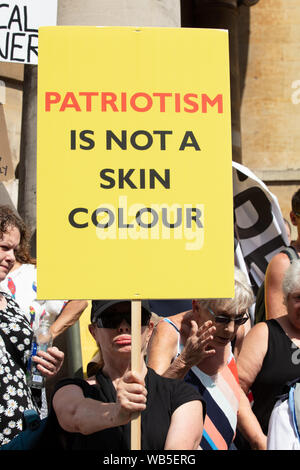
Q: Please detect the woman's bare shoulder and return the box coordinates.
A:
[244,321,269,341]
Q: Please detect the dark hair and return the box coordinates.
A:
[292,189,300,213]
[0,205,36,265]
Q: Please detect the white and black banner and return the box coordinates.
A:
[233,162,288,295]
[0,0,57,64]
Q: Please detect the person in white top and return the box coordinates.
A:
[0,261,87,337]
[0,205,88,419]
[0,209,88,338]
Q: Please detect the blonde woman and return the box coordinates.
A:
[147,268,264,450]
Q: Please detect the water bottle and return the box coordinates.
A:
[26,312,53,389]
[44,300,66,323]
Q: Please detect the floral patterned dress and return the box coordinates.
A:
[0,292,38,446]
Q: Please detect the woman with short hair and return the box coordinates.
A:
[147,267,264,450]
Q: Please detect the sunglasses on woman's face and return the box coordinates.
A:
[207,307,249,326]
[96,308,151,329]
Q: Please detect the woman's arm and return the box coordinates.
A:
[147,319,215,379]
[237,387,267,450]
[50,300,88,339]
[236,322,268,393]
[52,370,147,435]
[164,400,203,450]
[147,319,184,378]
[236,323,269,449]
[265,253,291,319]
[53,385,122,434]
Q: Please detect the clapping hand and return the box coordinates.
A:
[180,320,216,368]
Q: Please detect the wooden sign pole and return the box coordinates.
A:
[130,299,142,450]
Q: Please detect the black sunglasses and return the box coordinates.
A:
[96,308,151,329]
[207,307,249,326]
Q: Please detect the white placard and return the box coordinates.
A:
[0,0,57,64]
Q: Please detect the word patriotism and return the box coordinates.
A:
[45,91,223,114]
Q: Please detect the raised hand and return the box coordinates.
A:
[180,320,216,367]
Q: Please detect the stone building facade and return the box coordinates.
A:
[1,0,299,236]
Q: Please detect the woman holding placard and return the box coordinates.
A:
[48,300,206,450]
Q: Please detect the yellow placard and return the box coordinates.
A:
[37,26,234,300]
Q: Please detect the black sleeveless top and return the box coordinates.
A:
[251,319,300,434]
[41,367,204,450]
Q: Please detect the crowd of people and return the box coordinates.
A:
[0,187,300,450]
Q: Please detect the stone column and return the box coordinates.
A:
[17,65,37,240]
[57,0,180,27]
[181,0,257,163]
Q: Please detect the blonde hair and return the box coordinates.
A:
[86,343,104,378]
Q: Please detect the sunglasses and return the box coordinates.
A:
[96,308,151,329]
[207,307,249,326]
